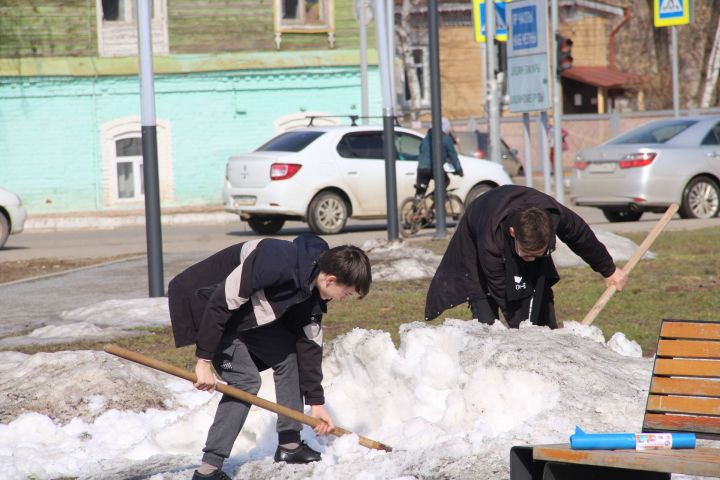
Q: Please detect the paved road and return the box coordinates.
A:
[3,206,719,263]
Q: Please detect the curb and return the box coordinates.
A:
[24,211,239,232]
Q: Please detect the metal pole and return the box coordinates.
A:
[671,26,680,117]
[374,0,399,240]
[540,111,551,195]
[523,112,533,188]
[386,0,396,108]
[485,0,502,165]
[136,0,164,297]
[551,0,564,203]
[428,0,446,238]
[359,0,370,124]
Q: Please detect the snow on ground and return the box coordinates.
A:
[552,229,655,268]
[3,314,689,480]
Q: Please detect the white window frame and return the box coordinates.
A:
[101,117,174,206]
[96,0,169,57]
[114,135,145,201]
[273,0,335,49]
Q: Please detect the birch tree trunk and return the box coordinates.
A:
[701,14,720,108]
[396,0,422,120]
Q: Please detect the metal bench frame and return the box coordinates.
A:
[510,319,720,480]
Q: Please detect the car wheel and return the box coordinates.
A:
[0,214,8,249]
[247,216,285,235]
[465,183,494,206]
[601,209,643,223]
[679,176,720,219]
[308,191,348,235]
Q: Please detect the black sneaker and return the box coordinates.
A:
[191,469,232,480]
[274,440,322,464]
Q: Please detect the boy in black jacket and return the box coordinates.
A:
[425,185,627,328]
[168,233,371,480]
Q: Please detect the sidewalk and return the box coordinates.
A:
[24,205,238,232]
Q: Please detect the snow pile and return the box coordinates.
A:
[1,319,659,479]
[361,239,442,281]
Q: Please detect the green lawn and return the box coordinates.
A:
[8,227,720,367]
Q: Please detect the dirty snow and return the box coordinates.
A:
[2,314,698,480]
[0,233,691,480]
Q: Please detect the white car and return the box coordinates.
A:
[0,187,27,249]
[222,125,513,234]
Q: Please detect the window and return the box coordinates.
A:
[701,123,720,146]
[101,117,174,205]
[395,133,421,161]
[337,133,384,159]
[257,131,324,152]
[273,0,335,49]
[96,0,168,57]
[609,120,697,145]
[115,137,144,199]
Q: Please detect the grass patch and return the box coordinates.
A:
[7,227,720,364]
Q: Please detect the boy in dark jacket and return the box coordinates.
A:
[168,233,372,480]
[425,185,627,328]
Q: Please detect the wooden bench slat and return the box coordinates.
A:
[647,394,720,416]
[657,339,720,359]
[655,358,720,377]
[643,413,720,439]
[661,322,720,340]
[650,377,720,397]
[532,444,720,477]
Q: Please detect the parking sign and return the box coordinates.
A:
[507,0,549,112]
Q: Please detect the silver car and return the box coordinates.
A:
[570,116,720,222]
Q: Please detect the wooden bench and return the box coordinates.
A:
[510,319,720,480]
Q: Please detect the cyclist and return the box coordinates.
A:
[415,117,464,199]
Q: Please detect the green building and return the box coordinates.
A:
[0,0,380,214]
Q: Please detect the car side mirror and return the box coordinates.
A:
[510,148,518,156]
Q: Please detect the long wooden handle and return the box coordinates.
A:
[104,344,392,452]
[581,203,679,326]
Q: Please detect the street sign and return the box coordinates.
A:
[507,0,549,112]
[473,0,511,43]
[653,0,691,27]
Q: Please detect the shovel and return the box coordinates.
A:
[104,344,392,452]
[581,203,679,326]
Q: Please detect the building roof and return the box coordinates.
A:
[561,66,645,89]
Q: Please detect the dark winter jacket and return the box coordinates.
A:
[425,185,616,321]
[168,233,329,404]
[417,129,463,173]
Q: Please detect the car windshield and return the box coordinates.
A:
[607,120,697,145]
[255,131,324,152]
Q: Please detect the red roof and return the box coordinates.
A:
[562,66,645,89]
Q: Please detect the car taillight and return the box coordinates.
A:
[270,163,302,180]
[572,161,589,170]
[619,152,656,169]
[474,149,486,159]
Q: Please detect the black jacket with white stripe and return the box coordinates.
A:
[168,233,329,404]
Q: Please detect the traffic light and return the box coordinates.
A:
[556,34,573,76]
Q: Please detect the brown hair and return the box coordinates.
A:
[513,207,554,251]
[317,245,372,298]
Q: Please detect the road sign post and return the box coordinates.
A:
[507,0,550,190]
[653,0,692,117]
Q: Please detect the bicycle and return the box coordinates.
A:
[399,188,465,237]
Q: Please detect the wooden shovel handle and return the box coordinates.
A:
[104,344,392,452]
[581,203,679,326]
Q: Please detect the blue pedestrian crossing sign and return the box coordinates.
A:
[654,0,691,27]
[473,0,511,43]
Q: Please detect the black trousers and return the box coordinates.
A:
[470,290,557,329]
[415,168,450,197]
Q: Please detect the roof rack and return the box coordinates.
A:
[305,115,401,127]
